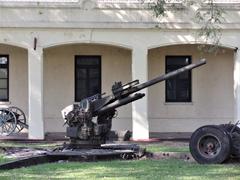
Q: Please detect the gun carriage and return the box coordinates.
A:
[61,59,206,148]
[0,106,28,136]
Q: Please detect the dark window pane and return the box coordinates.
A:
[178,72,189,79]
[76,56,100,66]
[0,89,7,100]
[75,56,101,101]
[76,69,87,79]
[77,79,87,90]
[166,56,191,102]
[89,79,100,95]
[0,55,8,101]
[89,68,100,78]
[167,57,190,66]
[0,79,7,89]
[76,90,87,101]
[0,69,7,78]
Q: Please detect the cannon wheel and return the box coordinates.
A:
[0,109,17,136]
[189,125,231,164]
[8,106,27,133]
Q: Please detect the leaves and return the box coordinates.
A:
[149,0,226,53]
[149,0,167,17]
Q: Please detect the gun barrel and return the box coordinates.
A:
[126,59,206,95]
[98,93,145,114]
[95,59,206,113]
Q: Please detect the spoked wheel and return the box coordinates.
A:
[190,125,231,164]
[0,109,17,136]
[8,106,27,133]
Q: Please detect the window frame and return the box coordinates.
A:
[74,55,102,102]
[0,55,9,102]
[165,55,192,103]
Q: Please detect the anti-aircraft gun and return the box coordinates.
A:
[0,59,206,170]
[61,59,206,148]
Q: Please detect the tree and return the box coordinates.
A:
[149,0,225,52]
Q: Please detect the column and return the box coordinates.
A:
[28,48,44,139]
[132,47,149,140]
[234,49,240,125]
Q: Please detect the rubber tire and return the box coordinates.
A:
[189,125,231,164]
[218,124,240,157]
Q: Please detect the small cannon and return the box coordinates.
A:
[0,106,28,136]
[62,59,206,148]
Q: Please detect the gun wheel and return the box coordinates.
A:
[8,106,27,133]
[190,125,231,164]
[0,109,17,136]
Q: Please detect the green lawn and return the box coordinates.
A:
[0,159,240,180]
[0,142,62,149]
[0,142,240,179]
[145,144,189,153]
[0,154,13,164]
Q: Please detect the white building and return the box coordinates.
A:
[0,0,240,140]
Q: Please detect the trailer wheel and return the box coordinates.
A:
[218,124,240,157]
[189,125,231,164]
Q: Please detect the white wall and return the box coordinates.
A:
[0,43,234,133]
[43,44,132,132]
[148,44,234,132]
[0,1,239,137]
[0,44,28,115]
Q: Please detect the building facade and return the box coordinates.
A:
[0,0,240,140]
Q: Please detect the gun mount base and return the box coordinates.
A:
[67,139,104,149]
[0,144,145,170]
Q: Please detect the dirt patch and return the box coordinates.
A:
[144,151,194,162]
[143,140,189,147]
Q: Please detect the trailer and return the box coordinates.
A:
[189,123,240,164]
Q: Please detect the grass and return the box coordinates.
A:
[0,142,62,149]
[0,142,62,164]
[0,159,240,180]
[0,142,190,152]
[144,144,189,153]
[0,142,239,179]
[0,154,13,164]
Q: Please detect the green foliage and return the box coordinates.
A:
[148,0,225,52]
[195,0,225,52]
[150,0,167,17]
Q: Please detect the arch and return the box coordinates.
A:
[147,41,237,51]
[43,41,133,50]
[0,41,29,50]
